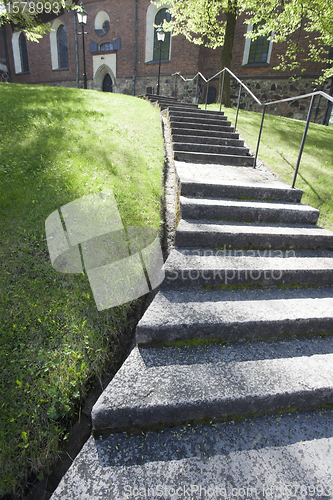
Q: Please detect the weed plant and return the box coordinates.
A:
[0,84,165,497]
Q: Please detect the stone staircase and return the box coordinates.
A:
[169,107,253,166]
[50,98,333,499]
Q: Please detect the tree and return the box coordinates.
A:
[239,0,333,82]
[240,0,333,125]
[162,0,238,106]
[162,0,333,106]
[0,0,77,41]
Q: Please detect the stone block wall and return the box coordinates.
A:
[0,59,9,82]
[229,77,331,124]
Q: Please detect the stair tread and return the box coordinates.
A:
[171,127,239,138]
[92,335,333,431]
[174,143,250,154]
[176,162,295,187]
[138,286,333,327]
[180,196,317,213]
[135,286,333,345]
[55,407,333,498]
[177,217,333,235]
[173,151,253,166]
[172,134,245,146]
[164,247,333,271]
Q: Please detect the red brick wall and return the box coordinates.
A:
[2,2,328,96]
[5,0,202,88]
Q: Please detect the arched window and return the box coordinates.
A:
[243,23,273,66]
[19,32,29,73]
[57,25,68,69]
[100,42,113,51]
[153,8,171,61]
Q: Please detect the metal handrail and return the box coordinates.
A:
[255,91,333,187]
[171,69,333,188]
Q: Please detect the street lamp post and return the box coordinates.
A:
[77,3,88,89]
[156,26,165,96]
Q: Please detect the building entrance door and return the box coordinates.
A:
[103,74,113,92]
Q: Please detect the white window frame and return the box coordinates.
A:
[50,19,67,70]
[242,23,274,66]
[12,31,24,74]
[145,2,171,63]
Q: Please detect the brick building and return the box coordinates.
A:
[1,0,332,121]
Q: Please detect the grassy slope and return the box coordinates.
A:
[0,84,165,497]
[204,104,333,230]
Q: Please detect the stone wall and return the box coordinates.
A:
[0,58,9,82]
[131,74,201,101]
[167,74,332,124]
[228,77,331,124]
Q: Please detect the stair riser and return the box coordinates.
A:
[162,269,333,288]
[180,182,303,202]
[180,204,319,225]
[172,135,245,147]
[169,108,227,118]
[171,128,239,140]
[174,143,250,155]
[174,151,252,166]
[170,120,233,132]
[136,317,333,346]
[175,231,333,250]
[159,103,199,110]
[169,114,228,126]
[92,387,333,434]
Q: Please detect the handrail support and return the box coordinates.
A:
[205,81,209,110]
[291,94,316,189]
[219,71,225,113]
[234,85,242,130]
[254,104,266,168]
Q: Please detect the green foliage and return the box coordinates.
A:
[162,0,331,82]
[0,0,78,41]
[161,0,235,49]
[0,84,165,497]
[239,0,333,81]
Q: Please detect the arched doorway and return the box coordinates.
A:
[103,74,113,92]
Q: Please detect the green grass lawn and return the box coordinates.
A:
[203,104,333,230]
[0,84,165,497]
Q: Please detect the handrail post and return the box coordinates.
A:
[219,70,225,112]
[254,104,266,168]
[234,85,242,129]
[205,81,209,109]
[196,73,200,104]
[174,73,177,100]
[291,94,315,188]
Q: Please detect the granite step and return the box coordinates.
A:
[173,151,253,166]
[178,178,303,202]
[168,106,227,117]
[172,134,245,148]
[162,247,333,288]
[174,143,250,156]
[146,94,198,109]
[175,163,304,202]
[169,113,229,127]
[180,196,319,224]
[92,336,333,433]
[135,286,333,345]
[170,120,233,132]
[175,218,333,250]
[52,405,333,499]
[171,127,239,140]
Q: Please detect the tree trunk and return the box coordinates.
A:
[219,0,237,107]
